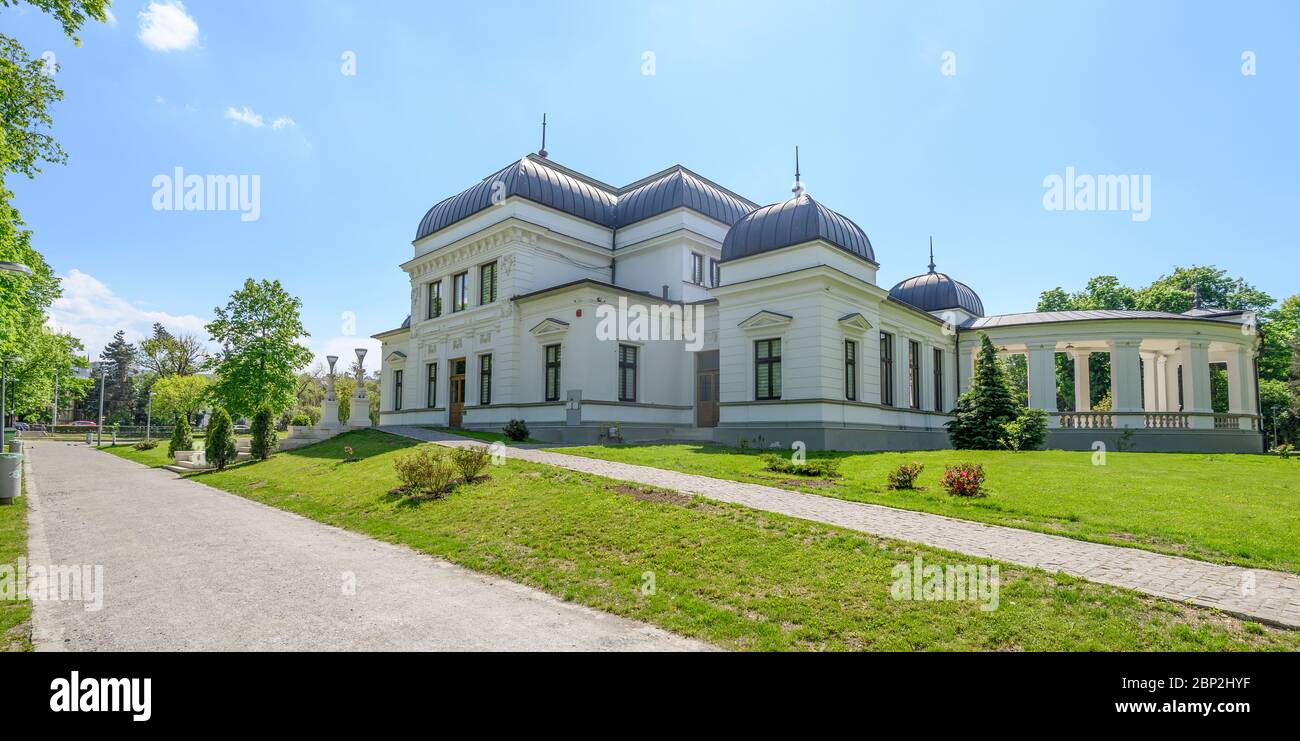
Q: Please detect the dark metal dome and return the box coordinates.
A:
[416,155,617,241]
[615,167,756,228]
[889,269,984,317]
[720,193,875,263]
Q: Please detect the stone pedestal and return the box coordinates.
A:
[347,395,371,427]
[320,398,342,429]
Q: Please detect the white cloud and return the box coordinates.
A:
[137,1,199,53]
[48,269,210,359]
[105,9,118,26]
[271,115,298,131]
[224,105,264,127]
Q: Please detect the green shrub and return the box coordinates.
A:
[168,414,193,457]
[946,333,1020,450]
[205,408,238,470]
[502,419,529,442]
[940,463,986,497]
[250,406,277,461]
[887,462,924,490]
[1000,408,1050,451]
[1272,443,1295,459]
[450,445,491,482]
[393,447,457,497]
[134,438,159,451]
[290,413,312,427]
[761,453,841,478]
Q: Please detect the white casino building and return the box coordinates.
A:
[375,150,1263,453]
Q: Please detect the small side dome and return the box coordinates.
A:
[889,260,985,317]
[721,193,875,263]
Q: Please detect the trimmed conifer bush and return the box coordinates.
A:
[250,406,277,460]
[205,408,238,470]
[168,414,193,457]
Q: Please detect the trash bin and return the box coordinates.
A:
[7,438,22,454]
[0,452,21,503]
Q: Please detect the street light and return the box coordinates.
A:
[146,390,154,441]
[96,365,107,447]
[0,262,32,277]
[0,356,19,445]
[1274,406,1283,451]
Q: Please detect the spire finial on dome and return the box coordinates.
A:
[538,113,548,158]
[1192,281,1203,309]
[928,236,936,273]
[791,146,805,197]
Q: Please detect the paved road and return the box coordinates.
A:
[384,425,1300,629]
[21,441,708,651]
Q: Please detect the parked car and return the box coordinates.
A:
[69,420,97,427]
[14,421,29,431]
[234,424,250,433]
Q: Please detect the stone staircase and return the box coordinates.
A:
[164,438,253,473]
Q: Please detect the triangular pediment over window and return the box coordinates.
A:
[738,310,793,330]
[385,351,407,363]
[838,312,873,332]
[529,318,571,336]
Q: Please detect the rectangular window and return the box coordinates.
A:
[478,354,492,405]
[544,344,561,402]
[879,332,895,406]
[932,348,944,411]
[393,369,403,411]
[479,261,497,305]
[427,280,442,319]
[709,258,720,287]
[427,362,437,407]
[755,338,782,400]
[618,344,638,402]
[691,253,705,285]
[452,272,468,312]
[909,340,922,409]
[844,339,858,401]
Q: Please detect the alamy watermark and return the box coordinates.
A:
[1,557,104,611]
[152,166,261,222]
[1043,167,1151,222]
[594,296,705,352]
[891,555,999,611]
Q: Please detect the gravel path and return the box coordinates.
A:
[382,425,1300,629]
[21,440,709,651]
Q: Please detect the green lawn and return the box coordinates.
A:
[102,429,1300,651]
[1,477,32,651]
[549,444,1300,574]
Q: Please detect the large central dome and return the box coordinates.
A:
[720,193,875,263]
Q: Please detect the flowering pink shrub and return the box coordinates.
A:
[940,463,986,497]
[887,462,925,490]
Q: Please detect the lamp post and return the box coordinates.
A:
[96,365,106,447]
[146,391,154,441]
[1,356,19,445]
[0,262,32,277]
[1274,406,1282,451]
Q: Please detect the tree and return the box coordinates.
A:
[6,327,90,422]
[946,333,1020,449]
[168,413,193,458]
[1259,379,1297,447]
[139,323,207,377]
[98,329,138,424]
[151,374,211,424]
[1260,295,1300,382]
[206,279,314,418]
[205,408,237,470]
[249,406,276,461]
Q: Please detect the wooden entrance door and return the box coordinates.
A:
[695,350,720,428]
[448,358,466,427]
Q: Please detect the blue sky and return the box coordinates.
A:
[7,0,1298,365]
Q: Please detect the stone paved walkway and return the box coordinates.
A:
[382,426,1300,629]
[22,441,709,651]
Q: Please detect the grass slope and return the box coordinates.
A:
[117,429,1300,651]
[551,444,1300,574]
[0,477,32,651]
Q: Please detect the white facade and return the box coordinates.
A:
[376,154,1263,452]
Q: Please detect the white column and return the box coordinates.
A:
[1028,343,1058,417]
[1184,340,1213,428]
[1071,350,1091,412]
[1163,352,1182,411]
[1109,340,1143,426]
[1140,350,1158,412]
[1226,345,1256,416]
[1154,353,1169,412]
